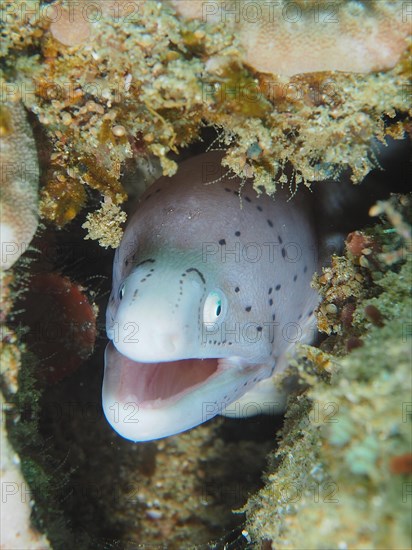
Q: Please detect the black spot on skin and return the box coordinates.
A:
[257,326,262,332]
[275,284,281,291]
[144,193,152,201]
[281,248,286,258]
[244,196,251,202]
[278,235,283,244]
[125,259,129,266]
[133,289,138,298]
[257,205,263,212]
[298,314,302,320]
[235,231,241,237]
[224,188,231,192]
[304,265,308,273]
[267,219,273,227]
[233,190,240,196]
[272,313,276,321]
[219,239,226,246]
[293,274,297,282]
[235,287,240,293]
[155,188,161,193]
[269,298,273,306]
[179,280,183,284]
[140,278,146,282]
[307,310,313,317]
[245,306,252,312]
[268,287,272,294]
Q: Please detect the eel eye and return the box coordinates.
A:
[119,283,125,300]
[203,290,225,324]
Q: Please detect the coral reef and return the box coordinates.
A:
[245,197,412,549]
[0,96,39,269]
[0,393,50,549]
[82,199,126,249]
[1,0,410,245]
[0,0,411,547]
[172,0,411,75]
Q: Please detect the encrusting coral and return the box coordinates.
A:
[0,95,39,270]
[172,0,411,76]
[1,0,410,245]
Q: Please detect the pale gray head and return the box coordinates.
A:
[103,152,319,441]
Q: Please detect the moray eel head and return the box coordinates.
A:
[103,254,274,441]
[102,151,319,442]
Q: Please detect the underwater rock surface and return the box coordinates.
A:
[0,0,410,246]
[246,232,412,548]
[0,0,411,548]
[0,98,39,269]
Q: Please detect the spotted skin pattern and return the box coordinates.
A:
[103,152,320,441]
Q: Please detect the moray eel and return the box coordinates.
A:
[103,151,321,441]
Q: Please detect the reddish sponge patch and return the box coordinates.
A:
[22,273,97,383]
[389,453,412,475]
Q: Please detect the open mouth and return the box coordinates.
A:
[104,342,222,408]
[102,342,275,441]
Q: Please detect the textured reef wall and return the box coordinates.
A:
[0,0,411,548]
[0,98,39,269]
[245,196,412,548]
[1,0,411,245]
